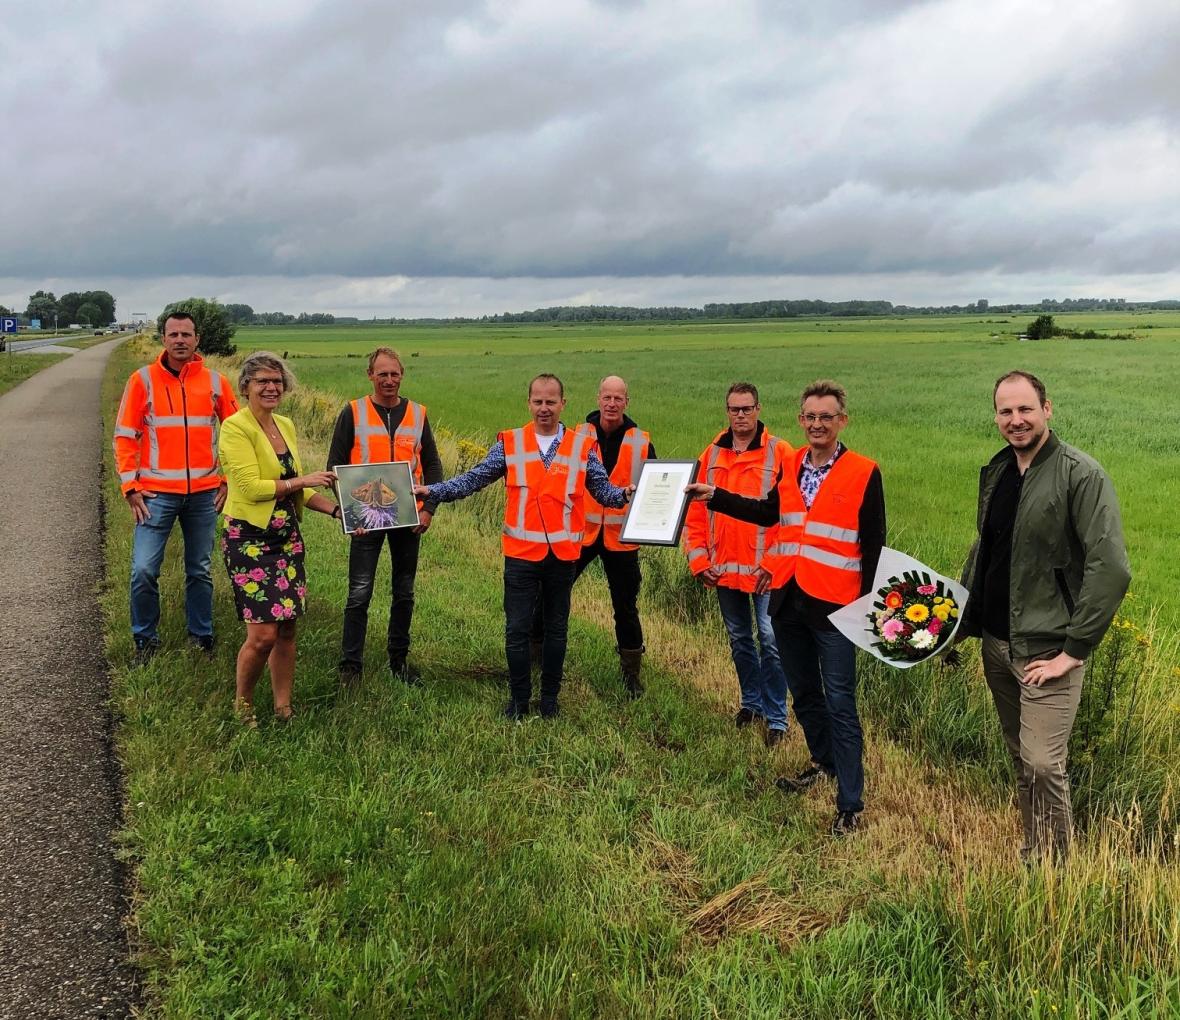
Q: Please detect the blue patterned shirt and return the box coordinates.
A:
[427,423,626,507]
[798,442,844,509]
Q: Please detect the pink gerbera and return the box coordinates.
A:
[881,618,906,641]
[917,584,938,595]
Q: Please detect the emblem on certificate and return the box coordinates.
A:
[618,460,699,546]
[332,461,420,534]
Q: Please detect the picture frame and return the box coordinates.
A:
[618,459,699,546]
[332,461,420,535]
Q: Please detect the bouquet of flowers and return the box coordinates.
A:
[828,548,969,669]
[869,571,959,662]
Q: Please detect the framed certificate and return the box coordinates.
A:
[332,461,420,535]
[618,459,699,546]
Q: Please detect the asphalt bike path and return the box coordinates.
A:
[0,338,137,1017]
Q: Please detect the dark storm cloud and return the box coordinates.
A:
[2,0,1178,302]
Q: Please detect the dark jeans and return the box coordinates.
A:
[339,528,420,671]
[531,536,643,649]
[505,553,576,708]
[773,586,863,813]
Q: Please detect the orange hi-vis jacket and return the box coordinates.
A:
[501,422,596,562]
[114,352,238,496]
[583,426,650,552]
[684,428,793,592]
[760,452,808,590]
[792,448,878,606]
[348,396,428,509]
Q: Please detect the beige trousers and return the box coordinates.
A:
[982,631,1085,858]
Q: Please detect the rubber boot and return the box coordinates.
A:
[619,646,644,699]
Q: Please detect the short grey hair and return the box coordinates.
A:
[238,350,296,395]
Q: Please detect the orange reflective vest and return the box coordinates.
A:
[583,426,650,552]
[684,429,793,592]
[761,456,807,589]
[113,352,238,496]
[793,448,878,606]
[501,423,595,562]
[348,396,428,509]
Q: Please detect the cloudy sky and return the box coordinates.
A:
[4,0,1179,318]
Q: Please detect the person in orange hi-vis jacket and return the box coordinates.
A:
[113,311,238,663]
[683,381,794,748]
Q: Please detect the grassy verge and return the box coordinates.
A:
[104,341,1179,1017]
[0,351,68,395]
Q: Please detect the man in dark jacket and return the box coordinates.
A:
[960,370,1131,859]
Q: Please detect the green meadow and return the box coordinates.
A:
[104,315,1179,1018]
[0,350,68,396]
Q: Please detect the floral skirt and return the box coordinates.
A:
[221,503,308,623]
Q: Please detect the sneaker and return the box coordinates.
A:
[734,708,758,729]
[338,666,362,691]
[539,700,560,720]
[765,727,787,749]
[504,700,530,720]
[775,765,829,794]
[189,633,215,657]
[831,810,862,837]
[390,659,422,687]
[132,639,161,667]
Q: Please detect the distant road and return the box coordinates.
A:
[6,335,90,353]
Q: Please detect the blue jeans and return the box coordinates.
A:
[773,588,863,813]
[504,553,576,710]
[130,489,218,643]
[715,586,790,731]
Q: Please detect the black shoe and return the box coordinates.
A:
[539,700,560,720]
[734,708,758,729]
[132,639,161,667]
[390,659,422,687]
[776,765,829,794]
[504,700,530,720]
[188,633,215,657]
[765,727,787,749]
[831,810,862,837]
[338,666,362,691]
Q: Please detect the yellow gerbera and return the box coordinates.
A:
[905,604,930,623]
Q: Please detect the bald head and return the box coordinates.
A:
[597,375,630,432]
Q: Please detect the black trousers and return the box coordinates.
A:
[339,528,420,671]
[531,535,643,649]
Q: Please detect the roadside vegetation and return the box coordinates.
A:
[104,316,1179,1017]
[0,351,68,396]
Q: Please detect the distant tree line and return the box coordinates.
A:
[222,304,336,326]
[18,289,117,327]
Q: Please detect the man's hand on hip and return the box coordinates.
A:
[126,490,156,524]
[1022,651,1084,687]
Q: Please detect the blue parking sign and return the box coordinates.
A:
[1,317,20,334]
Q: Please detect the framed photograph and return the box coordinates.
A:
[619,459,699,546]
[332,461,420,535]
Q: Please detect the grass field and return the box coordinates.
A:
[104,317,1179,1017]
[0,350,69,396]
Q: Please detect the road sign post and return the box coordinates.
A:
[1,316,17,355]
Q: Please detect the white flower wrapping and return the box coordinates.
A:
[827,547,971,669]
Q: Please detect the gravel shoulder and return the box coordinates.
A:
[0,339,138,1017]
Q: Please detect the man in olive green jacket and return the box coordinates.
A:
[960,370,1131,859]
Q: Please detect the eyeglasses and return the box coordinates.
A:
[726,405,758,416]
[799,412,841,425]
[252,376,285,389]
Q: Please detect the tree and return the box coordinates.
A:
[25,290,58,323]
[223,303,255,324]
[157,298,237,356]
[75,302,102,326]
[0,304,10,317]
[1026,314,1058,340]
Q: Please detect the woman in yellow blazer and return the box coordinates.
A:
[219,351,338,726]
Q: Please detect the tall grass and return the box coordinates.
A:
[106,336,1179,1017]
